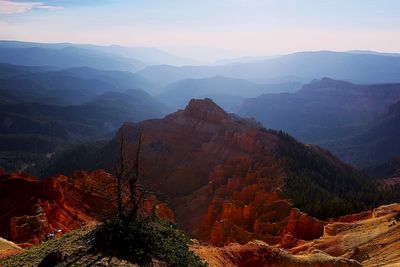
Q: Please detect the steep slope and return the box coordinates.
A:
[195,203,400,267]
[327,101,400,167]
[0,169,173,245]
[239,78,400,144]
[110,98,390,245]
[0,169,115,243]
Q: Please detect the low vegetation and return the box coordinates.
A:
[92,215,206,267]
[274,130,400,219]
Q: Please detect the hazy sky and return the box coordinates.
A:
[0,0,399,61]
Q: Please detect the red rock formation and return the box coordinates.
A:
[290,204,400,267]
[0,169,115,244]
[115,98,328,246]
[0,99,343,247]
[0,169,174,244]
[280,208,325,249]
[10,213,52,244]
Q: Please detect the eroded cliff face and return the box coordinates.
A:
[280,208,325,249]
[0,169,173,245]
[115,98,328,245]
[0,169,116,244]
[192,203,400,267]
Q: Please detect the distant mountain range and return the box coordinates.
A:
[0,40,196,70]
[0,63,153,105]
[137,51,400,89]
[2,41,400,172]
[240,78,400,141]
[239,78,400,167]
[0,46,145,72]
[158,76,301,112]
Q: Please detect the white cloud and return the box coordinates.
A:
[35,5,64,11]
[0,0,63,14]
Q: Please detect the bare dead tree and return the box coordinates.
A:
[113,126,148,220]
[127,129,143,219]
[114,130,125,217]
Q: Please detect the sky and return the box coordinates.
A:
[0,0,400,62]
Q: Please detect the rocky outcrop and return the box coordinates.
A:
[280,208,325,248]
[192,240,362,267]
[290,203,400,267]
[116,98,286,245]
[10,213,52,245]
[115,98,354,246]
[1,98,371,249]
[0,169,174,244]
[0,169,115,244]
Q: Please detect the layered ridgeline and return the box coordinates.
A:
[240,78,400,143]
[157,76,301,112]
[0,40,196,67]
[0,45,145,72]
[0,64,168,173]
[137,51,400,88]
[73,98,396,246]
[239,78,400,166]
[0,64,152,105]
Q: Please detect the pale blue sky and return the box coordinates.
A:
[0,0,399,61]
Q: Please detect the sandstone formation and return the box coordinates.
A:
[280,208,325,249]
[0,169,173,244]
[291,203,400,266]
[192,240,361,267]
[117,98,292,244]
[2,204,399,267]
[114,98,350,246]
[0,169,116,244]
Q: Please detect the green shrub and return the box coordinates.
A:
[91,216,206,267]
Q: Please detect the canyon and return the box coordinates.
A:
[0,99,399,266]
